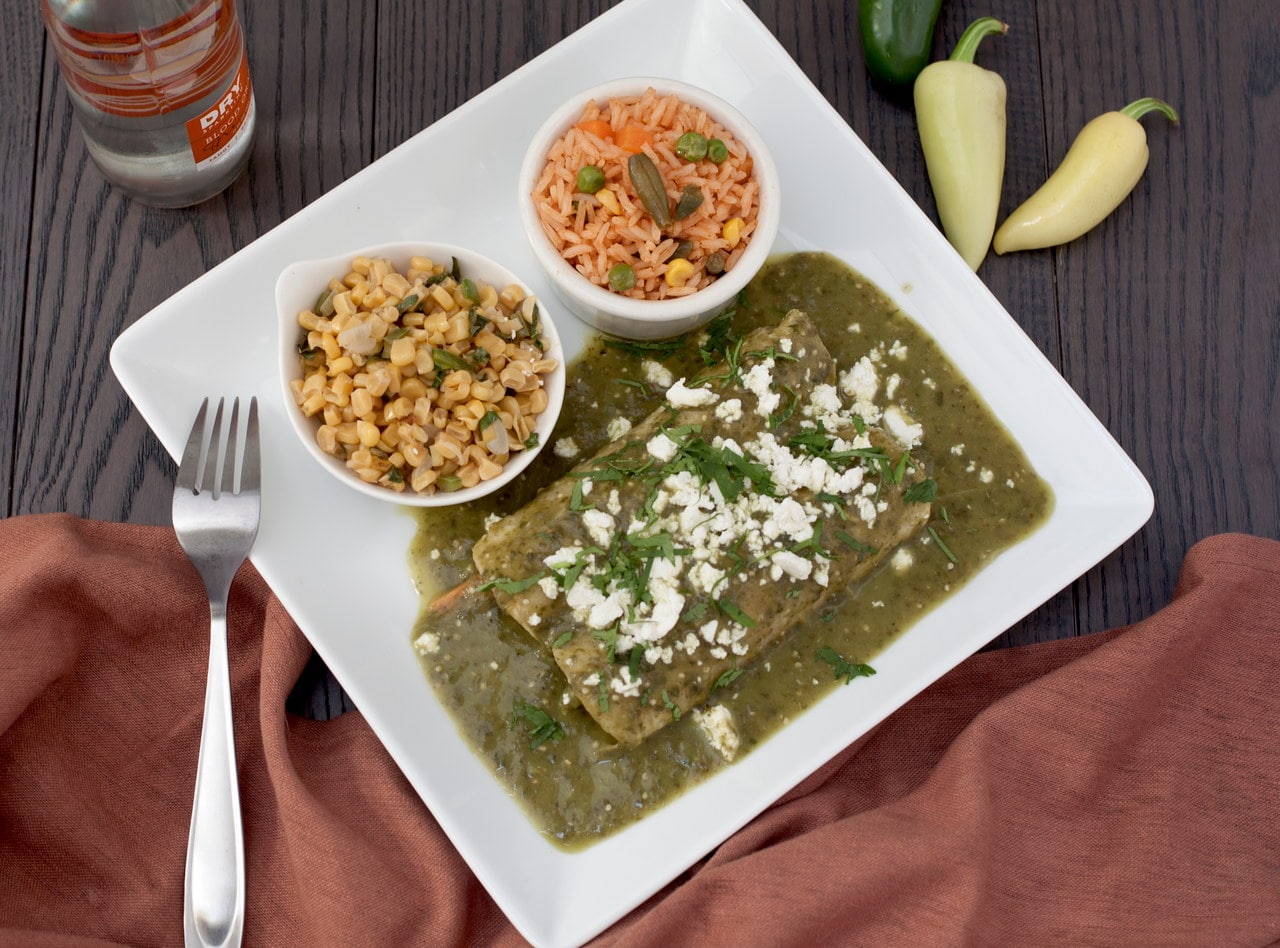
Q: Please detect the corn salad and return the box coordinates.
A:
[289,255,557,495]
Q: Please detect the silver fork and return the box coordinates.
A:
[173,396,260,948]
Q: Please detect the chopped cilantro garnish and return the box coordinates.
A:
[682,601,710,624]
[716,598,756,628]
[661,690,682,721]
[768,382,798,428]
[927,526,959,563]
[478,410,500,431]
[510,700,565,749]
[553,631,573,649]
[477,573,546,595]
[816,647,876,685]
[903,478,939,504]
[604,337,683,357]
[569,479,594,512]
[712,661,743,691]
[592,625,619,661]
[835,531,877,555]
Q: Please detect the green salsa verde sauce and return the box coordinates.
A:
[408,252,1053,848]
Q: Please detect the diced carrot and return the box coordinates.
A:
[574,119,615,141]
[614,124,654,154]
[429,575,481,614]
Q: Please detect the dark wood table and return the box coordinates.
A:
[5,0,1276,720]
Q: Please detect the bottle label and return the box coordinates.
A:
[184,51,253,167]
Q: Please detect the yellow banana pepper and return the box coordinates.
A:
[914,17,1008,271]
[993,98,1180,254]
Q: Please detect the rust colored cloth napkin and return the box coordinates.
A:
[1,514,1278,947]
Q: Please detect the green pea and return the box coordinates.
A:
[608,263,637,292]
[576,164,606,194]
[706,138,728,163]
[675,132,709,162]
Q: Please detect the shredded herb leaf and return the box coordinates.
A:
[816,647,876,685]
[713,661,743,691]
[477,573,546,595]
[928,526,959,563]
[835,531,877,555]
[662,690,682,721]
[716,598,756,628]
[510,700,565,749]
[903,478,939,504]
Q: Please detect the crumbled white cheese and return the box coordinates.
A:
[888,339,908,360]
[741,360,780,418]
[693,704,740,760]
[413,632,440,655]
[642,359,674,388]
[606,416,632,441]
[580,508,616,548]
[610,665,643,698]
[771,549,813,581]
[553,437,580,458]
[891,548,914,572]
[714,398,744,423]
[980,468,995,484]
[666,378,719,408]
[883,405,924,448]
[483,513,504,530]
[537,576,560,600]
[646,432,680,463]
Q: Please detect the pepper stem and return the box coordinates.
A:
[948,17,1009,64]
[1120,97,1181,125]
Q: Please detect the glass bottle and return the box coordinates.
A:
[41,0,257,208]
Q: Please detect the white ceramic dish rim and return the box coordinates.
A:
[517,75,781,332]
[109,0,1154,945]
[275,241,565,507]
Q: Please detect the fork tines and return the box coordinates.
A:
[177,396,260,498]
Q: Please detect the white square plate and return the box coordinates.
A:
[111,0,1152,943]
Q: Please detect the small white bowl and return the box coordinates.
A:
[277,241,565,507]
[518,77,780,341]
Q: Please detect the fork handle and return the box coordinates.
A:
[184,607,246,948]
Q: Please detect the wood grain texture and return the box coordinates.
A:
[5,0,1278,720]
[0,5,44,515]
[1039,0,1280,631]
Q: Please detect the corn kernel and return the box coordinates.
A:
[597,188,621,215]
[665,258,695,287]
[722,217,744,248]
[431,284,457,311]
[388,336,416,367]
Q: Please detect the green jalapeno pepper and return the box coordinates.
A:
[859,0,944,87]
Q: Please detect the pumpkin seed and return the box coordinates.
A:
[627,152,672,228]
[673,184,704,221]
